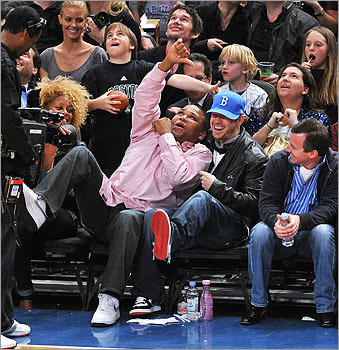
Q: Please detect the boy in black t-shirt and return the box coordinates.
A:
[82,23,154,176]
[82,22,218,176]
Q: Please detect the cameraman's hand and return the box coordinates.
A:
[86,17,105,45]
[47,123,72,135]
[42,143,58,172]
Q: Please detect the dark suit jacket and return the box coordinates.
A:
[165,94,213,120]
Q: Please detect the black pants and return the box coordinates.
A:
[14,208,77,298]
[1,198,16,331]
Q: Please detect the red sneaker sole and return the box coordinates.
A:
[152,210,170,260]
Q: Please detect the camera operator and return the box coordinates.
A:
[15,76,90,309]
[1,6,45,348]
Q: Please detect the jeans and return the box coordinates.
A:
[249,221,337,313]
[130,190,248,302]
[34,146,143,297]
[170,190,248,251]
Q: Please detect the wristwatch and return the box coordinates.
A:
[315,8,325,17]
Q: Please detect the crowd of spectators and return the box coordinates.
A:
[1,1,338,347]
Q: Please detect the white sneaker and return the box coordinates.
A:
[21,183,47,231]
[0,335,17,349]
[1,320,30,337]
[129,296,161,317]
[91,293,120,327]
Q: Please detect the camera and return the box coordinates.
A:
[17,108,78,187]
[19,107,78,152]
[89,11,110,29]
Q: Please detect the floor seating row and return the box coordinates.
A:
[30,228,316,313]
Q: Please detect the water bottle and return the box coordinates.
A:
[177,289,187,315]
[281,212,294,247]
[200,279,213,321]
[186,281,200,321]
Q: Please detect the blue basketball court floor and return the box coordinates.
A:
[12,308,338,349]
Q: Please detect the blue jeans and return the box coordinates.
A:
[130,190,248,302]
[249,221,337,313]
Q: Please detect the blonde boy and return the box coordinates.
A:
[219,44,268,116]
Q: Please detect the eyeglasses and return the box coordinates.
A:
[194,75,207,81]
[26,17,46,36]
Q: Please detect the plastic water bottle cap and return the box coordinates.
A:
[189,281,196,287]
[202,280,210,285]
[281,213,288,220]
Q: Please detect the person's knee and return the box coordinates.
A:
[310,224,335,247]
[250,221,273,245]
[114,210,144,231]
[194,190,212,202]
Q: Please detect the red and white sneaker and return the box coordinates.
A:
[129,297,161,317]
[1,320,30,338]
[151,209,172,261]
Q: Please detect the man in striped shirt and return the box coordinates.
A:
[241,118,337,328]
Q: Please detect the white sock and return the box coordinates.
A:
[23,183,47,230]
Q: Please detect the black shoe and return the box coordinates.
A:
[240,305,267,325]
[318,312,336,328]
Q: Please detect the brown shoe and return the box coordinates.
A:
[20,299,33,309]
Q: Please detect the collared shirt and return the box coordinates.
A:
[21,84,28,107]
[283,155,326,214]
[100,64,212,211]
[188,94,208,107]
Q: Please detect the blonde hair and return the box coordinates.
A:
[106,1,134,18]
[219,44,258,81]
[61,1,88,17]
[302,26,338,107]
[38,76,90,130]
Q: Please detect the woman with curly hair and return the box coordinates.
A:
[14,76,90,309]
[38,76,90,173]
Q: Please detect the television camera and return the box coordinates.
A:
[18,107,78,186]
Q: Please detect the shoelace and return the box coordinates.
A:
[135,296,150,306]
[97,294,115,311]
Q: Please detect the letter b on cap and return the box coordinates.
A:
[220,96,228,107]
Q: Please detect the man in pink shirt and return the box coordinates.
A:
[21,39,218,326]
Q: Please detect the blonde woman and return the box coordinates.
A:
[302,26,338,125]
[15,76,90,310]
[38,75,90,172]
[40,1,107,82]
[219,44,268,116]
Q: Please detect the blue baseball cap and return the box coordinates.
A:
[207,90,245,120]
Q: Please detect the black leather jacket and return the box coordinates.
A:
[247,1,319,72]
[206,127,268,227]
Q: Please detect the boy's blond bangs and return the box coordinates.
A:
[219,44,258,81]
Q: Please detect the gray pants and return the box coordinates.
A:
[35,146,143,297]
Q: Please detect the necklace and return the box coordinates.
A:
[61,50,79,77]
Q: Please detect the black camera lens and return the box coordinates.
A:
[91,11,110,29]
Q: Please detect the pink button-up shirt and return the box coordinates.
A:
[99,64,212,211]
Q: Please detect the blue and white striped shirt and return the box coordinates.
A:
[283,155,326,214]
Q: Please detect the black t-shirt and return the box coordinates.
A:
[81,60,155,176]
[137,46,186,116]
